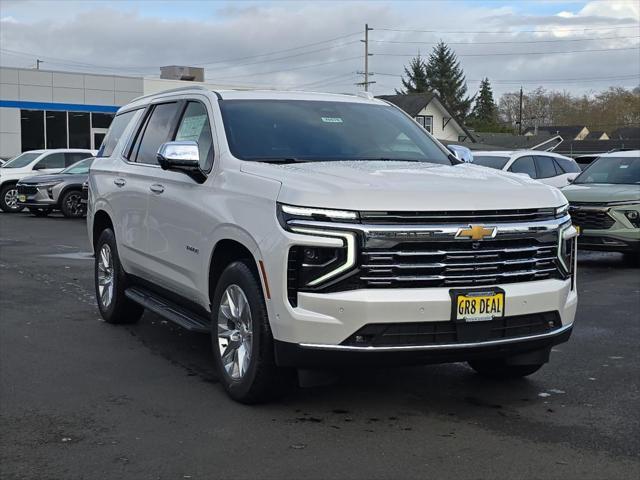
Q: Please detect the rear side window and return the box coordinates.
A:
[535,156,559,178]
[101,109,139,158]
[132,102,181,165]
[174,101,214,172]
[509,156,537,178]
[554,156,581,174]
[64,152,90,166]
[36,152,65,169]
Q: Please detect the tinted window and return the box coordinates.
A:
[21,110,45,151]
[574,156,640,185]
[64,152,91,166]
[535,156,559,178]
[134,103,180,165]
[509,156,537,178]
[45,111,67,149]
[69,112,91,149]
[219,100,451,164]
[1,152,41,169]
[91,113,114,129]
[174,101,214,171]
[554,156,581,174]
[62,157,94,174]
[36,152,65,169]
[102,110,139,158]
[473,155,510,169]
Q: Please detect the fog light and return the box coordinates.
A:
[624,210,640,227]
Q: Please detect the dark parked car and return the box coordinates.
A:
[17,157,94,217]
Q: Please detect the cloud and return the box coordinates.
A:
[0,1,638,99]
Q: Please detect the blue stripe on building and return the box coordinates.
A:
[0,100,120,113]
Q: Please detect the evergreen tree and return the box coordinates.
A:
[424,41,472,119]
[471,78,498,124]
[398,54,429,94]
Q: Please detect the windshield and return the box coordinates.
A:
[1,152,41,169]
[472,155,510,169]
[574,156,640,185]
[62,157,94,174]
[219,100,452,164]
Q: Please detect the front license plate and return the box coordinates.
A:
[18,194,26,202]
[451,290,505,322]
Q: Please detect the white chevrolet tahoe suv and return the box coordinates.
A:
[88,87,577,403]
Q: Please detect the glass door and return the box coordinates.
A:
[91,128,109,150]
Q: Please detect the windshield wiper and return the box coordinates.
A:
[251,157,311,164]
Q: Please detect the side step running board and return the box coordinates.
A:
[125,286,210,333]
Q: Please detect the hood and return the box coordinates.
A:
[241,160,566,211]
[561,183,640,203]
[17,173,75,184]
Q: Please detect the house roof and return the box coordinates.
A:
[523,125,586,138]
[554,138,640,156]
[470,132,562,151]
[377,93,475,142]
[586,130,606,139]
[610,126,640,139]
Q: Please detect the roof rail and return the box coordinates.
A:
[130,85,212,104]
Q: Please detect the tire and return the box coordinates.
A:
[468,358,544,379]
[94,228,144,324]
[60,190,85,218]
[211,260,293,403]
[29,207,52,217]
[0,184,25,213]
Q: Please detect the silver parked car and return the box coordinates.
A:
[17,157,94,217]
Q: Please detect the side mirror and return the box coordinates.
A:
[447,145,473,163]
[157,141,206,183]
[567,177,575,184]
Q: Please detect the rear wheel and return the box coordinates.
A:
[211,260,292,403]
[94,228,143,324]
[0,184,25,213]
[60,190,85,218]
[468,359,544,379]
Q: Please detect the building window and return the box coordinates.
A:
[415,115,433,134]
[69,112,91,149]
[91,112,115,129]
[20,110,45,151]
[45,111,67,149]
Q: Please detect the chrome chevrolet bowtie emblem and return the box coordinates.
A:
[455,225,497,241]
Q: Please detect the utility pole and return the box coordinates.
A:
[356,24,375,91]
[518,86,523,135]
[36,59,43,70]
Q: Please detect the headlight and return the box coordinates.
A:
[558,222,578,285]
[555,203,569,218]
[278,203,359,227]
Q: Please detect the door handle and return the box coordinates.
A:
[150,184,165,194]
[113,178,126,187]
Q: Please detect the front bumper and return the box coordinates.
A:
[275,322,573,367]
[16,186,58,208]
[572,204,640,252]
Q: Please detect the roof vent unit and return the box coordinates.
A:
[160,65,204,82]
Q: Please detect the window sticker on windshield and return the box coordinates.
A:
[176,115,207,141]
[321,117,343,123]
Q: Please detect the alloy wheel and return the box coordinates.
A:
[217,284,253,380]
[4,188,19,210]
[65,192,83,216]
[97,244,114,308]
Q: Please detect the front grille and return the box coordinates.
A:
[570,207,614,230]
[359,208,557,224]
[360,238,562,288]
[17,185,38,195]
[341,311,561,347]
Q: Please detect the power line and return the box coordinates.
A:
[374,46,639,58]
[370,35,640,46]
[376,25,640,34]
[375,72,639,82]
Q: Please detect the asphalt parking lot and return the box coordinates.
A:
[1,212,639,480]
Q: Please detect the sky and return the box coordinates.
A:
[0,0,639,99]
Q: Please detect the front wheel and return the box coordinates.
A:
[60,190,85,218]
[468,359,544,379]
[0,184,25,213]
[211,260,292,403]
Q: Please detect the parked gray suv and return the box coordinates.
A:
[17,157,94,217]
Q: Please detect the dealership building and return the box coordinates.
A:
[0,66,241,159]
